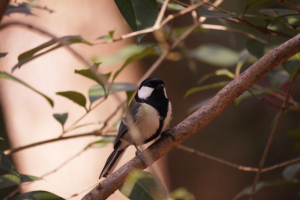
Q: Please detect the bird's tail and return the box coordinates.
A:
[99,141,129,178]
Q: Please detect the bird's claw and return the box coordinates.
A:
[134,144,148,166]
[162,129,175,141]
[135,150,148,166]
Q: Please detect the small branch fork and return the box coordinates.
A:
[277,0,300,14]
[176,144,300,173]
[249,66,300,200]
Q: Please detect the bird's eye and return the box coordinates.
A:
[147,83,151,87]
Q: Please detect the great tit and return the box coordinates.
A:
[99,77,172,178]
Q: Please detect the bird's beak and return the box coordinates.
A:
[156,84,164,90]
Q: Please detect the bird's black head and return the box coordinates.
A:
[136,77,167,101]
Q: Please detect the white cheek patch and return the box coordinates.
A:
[138,86,154,99]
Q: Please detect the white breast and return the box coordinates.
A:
[122,103,160,145]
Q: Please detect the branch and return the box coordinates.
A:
[82,32,300,200]
[249,64,300,199]
[0,21,92,68]
[177,144,300,173]
[200,24,267,43]
[177,144,258,172]
[277,0,300,14]
[262,156,300,172]
[3,131,102,156]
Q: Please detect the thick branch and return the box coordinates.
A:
[82,32,300,200]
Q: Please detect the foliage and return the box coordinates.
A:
[1,0,300,199]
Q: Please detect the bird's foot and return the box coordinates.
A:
[162,129,176,141]
[134,144,148,166]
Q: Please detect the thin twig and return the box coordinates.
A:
[190,0,198,24]
[200,24,267,43]
[261,97,284,109]
[3,188,19,200]
[121,1,206,41]
[41,147,89,178]
[4,100,124,156]
[63,98,106,134]
[171,0,292,38]
[277,0,300,14]
[177,144,258,172]
[262,156,300,172]
[249,66,300,200]
[154,0,170,28]
[0,22,92,68]
[67,180,101,199]
[3,131,102,156]
[177,144,300,173]
[3,146,92,200]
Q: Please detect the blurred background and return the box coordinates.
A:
[0,0,300,200]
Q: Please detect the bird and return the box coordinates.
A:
[99,77,172,178]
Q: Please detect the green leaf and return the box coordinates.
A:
[235,87,282,106]
[0,53,8,58]
[0,137,4,140]
[243,0,271,15]
[97,30,115,41]
[169,188,195,200]
[236,180,296,198]
[89,83,138,104]
[120,170,167,200]
[0,174,42,189]
[0,71,53,107]
[13,191,64,200]
[184,82,229,98]
[87,136,116,148]
[93,44,153,66]
[288,124,300,149]
[75,63,111,97]
[196,10,234,18]
[267,70,289,86]
[284,15,300,29]
[53,113,68,127]
[0,151,22,179]
[289,65,300,82]
[114,0,158,43]
[190,45,240,67]
[246,39,265,59]
[260,8,298,17]
[113,46,157,81]
[157,0,184,11]
[56,91,87,111]
[235,50,256,75]
[282,53,300,74]
[283,163,300,181]
[197,69,235,85]
[126,90,136,104]
[13,36,92,71]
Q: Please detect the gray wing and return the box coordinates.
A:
[113,98,141,147]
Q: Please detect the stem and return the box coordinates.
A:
[249,66,300,200]
[177,144,258,172]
